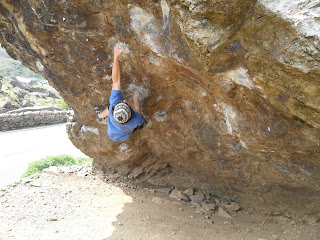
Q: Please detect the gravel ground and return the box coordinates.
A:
[0,165,319,240]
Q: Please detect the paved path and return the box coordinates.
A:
[0,124,88,189]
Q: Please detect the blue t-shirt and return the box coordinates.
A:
[108,90,145,142]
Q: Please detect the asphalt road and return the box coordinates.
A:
[0,124,88,189]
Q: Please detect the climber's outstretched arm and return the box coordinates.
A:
[112,43,125,91]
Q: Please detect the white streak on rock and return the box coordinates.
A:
[36,60,44,72]
[226,67,254,90]
[154,111,167,122]
[81,126,99,135]
[160,0,170,28]
[119,143,132,154]
[129,6,159,53]
[239,139,248,149]
[221,103,237,135]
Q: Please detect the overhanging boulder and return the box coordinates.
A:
[0,0,319,215]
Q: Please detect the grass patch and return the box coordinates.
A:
[21,155,93,179]
[56,96,69,110]
[33,96,56,106]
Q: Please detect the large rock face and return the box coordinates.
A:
[0,0,319,215]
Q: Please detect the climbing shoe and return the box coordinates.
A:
[94,106,108,124]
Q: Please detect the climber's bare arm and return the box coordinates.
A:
[112,43,125,91]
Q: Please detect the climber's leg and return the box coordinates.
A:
[98,107,109,119]
[133,91,142,116]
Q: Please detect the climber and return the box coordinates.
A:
[94,43,146,142]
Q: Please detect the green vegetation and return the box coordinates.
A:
[0,46,45,79]
[33,96,56,106]
[0,47,68,109]
[0,155,92,193]
[0,78,24,108]
[56,96,70,110]
[21,155,93,179]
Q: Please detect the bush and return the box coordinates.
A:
[21,155,92,178]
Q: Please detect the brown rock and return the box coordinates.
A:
[224,202,240,212]
[183,188,194,196]
[169,189,190,202]
[217,207,234,219]
[0,0,319,216]
[189,190,206,203]
[202,203,217,211]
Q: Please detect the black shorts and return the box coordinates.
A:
[132,117,147,133]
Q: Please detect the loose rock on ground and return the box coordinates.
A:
[0,165,319,240]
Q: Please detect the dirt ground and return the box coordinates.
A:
[0,165,319,240]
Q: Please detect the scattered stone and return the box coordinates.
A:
[302,215,320,224]
[61,166,77,173]
[77,171,88,177]
[204,192,211,200]
[21,178,33,185]
[224,202,240,212]
[195,206,206,213]
[217,207,234,219]
[202,202,217,211]
[21,99,33,108]
[189,190,205,203]
[30,182,41,187]
[205,219,214,224]
[183,187,194,196]
[169,188,190,202]
[155,188,171,194]
[43,166,60,174]
[0,100,12,109]
[132,167,144,179]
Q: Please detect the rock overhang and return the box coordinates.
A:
[0,0,319,216]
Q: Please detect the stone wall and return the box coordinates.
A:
[0,107,67,131]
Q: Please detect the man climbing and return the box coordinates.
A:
[94,43,146,142]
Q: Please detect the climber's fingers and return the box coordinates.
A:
[114,43,125,57]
